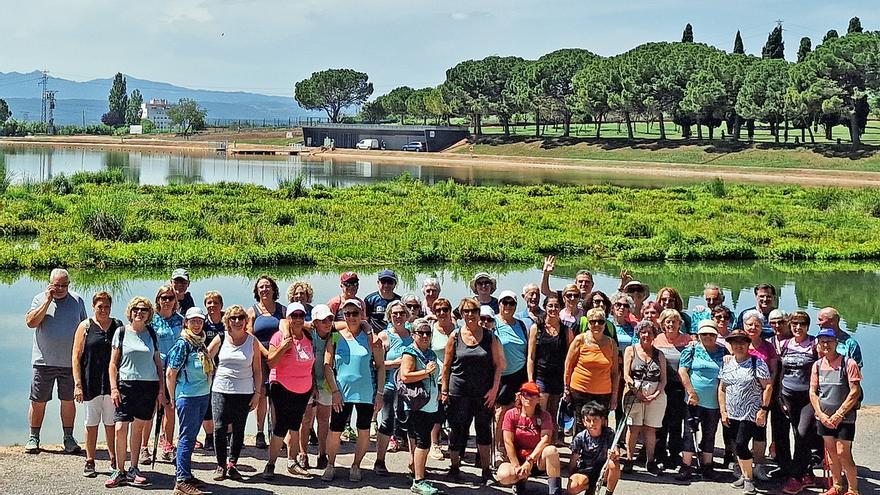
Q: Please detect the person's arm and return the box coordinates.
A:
[527,323,538,383]
[249,339,263,410]
[563,335,583,396]
[650,352,668,401]
[622,346,635,390]
[153,348,167,407]
[485,335,506,407]
[71,320,88,403]
[267,330,291,368]
[540,255,556,298]
[165,366,179,404]
[718,380,729,426]
[109,342,122,406]
[371,334,386,411]
[609,340,620,406]
[678,347,698,406]
[323,334,343,412]
[441,330,457,403]
[25,290,54,328]
[756,376,773,427]
[503,428,521,470]
[207,335,221,359]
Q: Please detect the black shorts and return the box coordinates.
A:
[269,383,311,437]
[818,421,856,441]
[115,380,159,423]
[536,373,564,396]
[330,402,374,432]
[407,410,437,450]
[496,367,528,406]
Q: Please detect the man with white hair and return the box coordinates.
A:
[24,268,88,454]
[689,283,733,334]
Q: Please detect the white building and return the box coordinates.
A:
[141,98,172,130]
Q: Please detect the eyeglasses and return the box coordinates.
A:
[159,295,175,302]
[589,319,605,325]
[480,317,494,323]
[53,283,70,288]
[414,330,433,336]
[343,281,359,288]
[659,297,674,303]
[390,311,408,317]
[501,299,516,306]
[289,313,306,319]
[712,315,729,321]
[228,315,246,322]
[592,299,605,305]
[520,392,539,398]
[406,304,421,310]
[461,308,479,315]
[131,307,150,314]
[476,280,493,287]
[790,320,808,326]
[434,307,451,313]
[613,303,630,308]
[565,294,579,299]
[343,311,360,317]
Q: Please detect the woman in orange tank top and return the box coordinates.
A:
[564,308,619,432]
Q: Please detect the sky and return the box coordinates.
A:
[0,0,875,97]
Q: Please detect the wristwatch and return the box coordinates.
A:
[760,405,770,411]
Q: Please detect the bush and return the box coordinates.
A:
[76,196,128,241]
[71,169,129,186]
[49,174,74,195]
[707,177,726,198]
[278,175,307,199]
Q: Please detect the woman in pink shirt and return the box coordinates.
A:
[262,303,315,480]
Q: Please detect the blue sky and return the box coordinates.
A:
[1,0,874,97]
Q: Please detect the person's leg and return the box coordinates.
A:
[162,402,175,449]
[130,418,145,470]
[495,462,520,485]
[60,400,77,429]
[256,388,268,437]
[542,444,563,493]
[409,412,431,482]
[627,425,642,463]
[548,394,562,442]
[104,423,117,467]
[175,396,206,482]
[316,404,331,457]
[327,403,354,465]
[447,396,471,470]
[353,403,375,469]
[285,391,310,462]
[475,399,494,471]
[212,393,228,468]
[700,408,720,472]
[376,388,397,462]
[229,394,250,464]
[494,403,512,462]
[644,427,658,466]
[836,440,857,494]
[299,403,316,457]
[28,366,50,442]
[772,399,791,474]
[28,401,47,438]
[605,457,622,492]
[667,389,686,465]
[567,473,590,494]
[114,421,130,472]
[733,420,755,480]
[823,436,842,489]
[267,384,291,465]
[85,426,98,461]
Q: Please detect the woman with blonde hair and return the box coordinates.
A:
[652,308,692,471]
[564,307,619,431]
[147,285,183,463]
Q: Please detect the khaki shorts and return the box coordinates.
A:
[84,395,116,427]
[30,366,74,402]
[627,391,667,428]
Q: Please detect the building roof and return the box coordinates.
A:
[301,123,466,132]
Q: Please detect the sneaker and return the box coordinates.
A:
[732,476,746,489]
[701,465,717,481]
[173,480,203,495]
[162,442,175,462]
[262,463,275,480]
[342,426,357,442]
[188,476,205,488]
[801,473,816,488]
[139,447,153,465]
[646,461,663,476]
[480,467,494,486]
[126,466,149,486]
[105,469,126,488]
[754,464,772,482]
[675,464,693,482]
[288,460,311,477]
[374,459,390,476]
[512,481,526,494]
[389,437,400,453]
[448,464,460,477]
[83,459,97,478]
[743,478,756,495]
[226,463,243,481]
[321,465,336,482]
[316,454,328,470]
[297,453,309,469]
[63,435,82,454]
[621,459,634,474]
[820,486,841,495]
[783,477,805,494]
[212,466,226,481]
[255,431,268,449]
[429,444,444,460]
[411,479,441,495]
[349,465,362,482]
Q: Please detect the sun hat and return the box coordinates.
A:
[311,304,333,321]
[286,302,307,317]
[726,329,751,343]
[498,290,518,302]
[469,272,497,293]
[623,280,647,292]
[697,319,718,335]
[184,307,206,320]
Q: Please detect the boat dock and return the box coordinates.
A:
[216,142,310,156]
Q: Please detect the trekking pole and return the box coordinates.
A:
[596,387,639,495]
[151,402,166,471]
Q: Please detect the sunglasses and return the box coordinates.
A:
[565,294,579,299]
[228,315,246,322]
[790,320,808,326]
[520,392,539,398]
[406,304,421,310]
[414,330,433,336]
[712,315,729,321]
[379,279,396,284]
[613,303,630,308]
[476,280,493,286]
[131,307,150,314]
[461,308,479,315]
[589,319,605,325]
[289,312,306,319]
[501,299,516,306]
[434,307,451,313]
[343,281,359,287]
[391,311,408,317]
[343,311,360,317]
[592,299,605,305]
[480,317,494,322]
[159,295,175,302]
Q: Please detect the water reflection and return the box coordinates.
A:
[0,145,702,188]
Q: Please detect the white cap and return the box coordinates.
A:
[184,307,206,320]
[312,304,332,321]
[342,298,362,310]
[480,306,495,318]
[286,302,307,317]
[498,290,518,303]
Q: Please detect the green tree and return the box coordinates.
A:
[445,56,525,136]
[382,86,414,123]
[532,48,599,136]
[406,88,433,124]
[682,24,694,43]
[358,100,387,123]
[294,69,373,123]
[424,85,453,125]
[797,37,812,63]
[762,25,785,59]
[505,61,546,136]
[167,99,207,137]
[108,73,128,126]
[0,99,10,123]
[126,89,143,125]
[848,16,863,34]
[573,58,614,138]
[734,31,745,54]
[736,58,790,142]
[823,30,839,44]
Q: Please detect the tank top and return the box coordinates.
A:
[630,346,662,396]
[534,321,567,381]
[431,324,453,377]
[81,318,123,400]
[816,356,857,424]
[570,337,615,395]
[213,333,256,394]
[384,329,413,390]
[252,303,284,346]
[334,330,376,403]
[780,336,817,393]
[449,329,495,398]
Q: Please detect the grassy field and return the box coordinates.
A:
[2,171,880,268]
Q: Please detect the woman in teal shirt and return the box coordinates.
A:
[375,301,413,474]
[150,285,183,463]
[493,290,529,461]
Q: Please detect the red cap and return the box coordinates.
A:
[519,381,540,396]
[340,272,359,283]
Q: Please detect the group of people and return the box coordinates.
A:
[24,259,865,495]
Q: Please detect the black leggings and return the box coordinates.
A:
[212,392,253,466]
[269,383,311,437]
[408,410,437,450]
[447,395,493,451]
[330,402,374,432]
[682,405,721,454]
[779,391,820,477]
[728,418,757,461]
[655,387,686,463]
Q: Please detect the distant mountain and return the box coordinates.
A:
[0,71,319,125]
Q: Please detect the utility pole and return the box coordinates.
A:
[39,70,49,123]
[46,91,57,134]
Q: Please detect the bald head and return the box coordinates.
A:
[817,307,840,330]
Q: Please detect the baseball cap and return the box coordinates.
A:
[378,269,397,282]
[184,307,206,320]
[340,272,359,284]
[519,381,541,396]
[171,268,190,281]
[817,328,838,340]
[286,302,307,317]
[498,290,518,302]
[311,304,333,321]
[341,298,362,310]
[697,319,718,335]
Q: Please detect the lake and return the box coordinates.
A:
[0,260,877,445]
[0,145,700,188]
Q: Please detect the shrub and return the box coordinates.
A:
[707,177,726,198]
[278,175,307,199]
[76,196,127,241]
[71,169,129,186]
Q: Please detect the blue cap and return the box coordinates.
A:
[817,328,838,339]
[378,269,397,282]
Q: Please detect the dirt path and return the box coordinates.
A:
[2,407,878,495]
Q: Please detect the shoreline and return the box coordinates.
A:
[5,136,880,188]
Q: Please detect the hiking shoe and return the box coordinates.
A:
[226,463,243,481]
[621,459,634,474]
[297,453,309,469]
[162,443,175,461]
[821,486,842,495]
[732,476,746,489]
[63,435,82,454]
[255,431,268,449]
[512,481,526,494]
[262,463,275,480]
[316,454,328,470]
[342,425,357,442]
[321,465,335,481]
[126,466,149,486]
[374,459,389,476]
[173,480,203,495]
[203,435,214,452]
[349,465,362,481]
[411,479,441,495]
[783,476,805,494]
[675,464,693,482]
[212,466,226,481]
[139,447,153,465]
[801,473,817,488]
[701,464,717,480]
[83,459,97,477]
[288,460,311,477]
[105,469,126,488]
[480,467,494,486]
[429,444,444,460]
[753,464,772,481]
[389,437,400,453]
[188,476,205,488]
[743,478,756,495]
[448,464,460,477]
[646,461,663,476]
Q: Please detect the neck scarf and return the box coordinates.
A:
[182,326,215,377]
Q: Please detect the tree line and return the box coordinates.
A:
[295,17,880,146]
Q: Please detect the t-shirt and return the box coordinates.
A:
[268,331,315,394]
[480,297,500,315]
[494,316,529,376]
[364,291,400,334]
[502,407,554,455]
[749,340,778,374]
[312,329,331,392]
[515,309,544,335]
[689,306,733,334]
[166,339,211,399]
[571,426,614,472]
[779,336,817,393]
[679,343,728,409]
[152,312,183,363]
[112,327,159,381]
[430,325,453,377]
[333,331,376,403]
[401,345,440,414]
[612,320,636,350]
[719,356,770,422]
[835,332,863,368]
[30,291,88,367]
[178,293,195,315]
[653,332,691,389]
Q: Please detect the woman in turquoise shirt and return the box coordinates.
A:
[149,285,183,463]
[493,290,529,461]
[375,301,413,474]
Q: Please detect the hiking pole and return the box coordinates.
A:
[685,405,702,475]
[151,401,166,471]
[596,390,639,495]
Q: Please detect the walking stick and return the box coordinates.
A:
[151,402,166,471]
[596,388,639,495]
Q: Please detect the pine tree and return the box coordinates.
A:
[733,30,745,54]
[107,73,128,126]
[823,30,839,43]
[762,25,785,59]
[847,16,863,34]
[797,37,812,62]
[682,23,694,43]
[126,89,144,125]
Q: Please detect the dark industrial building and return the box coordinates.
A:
[300,124,469,152]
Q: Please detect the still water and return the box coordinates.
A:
[0,145,700,188]
[0,260,877,445]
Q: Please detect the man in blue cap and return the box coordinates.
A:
[364,269,401,333]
